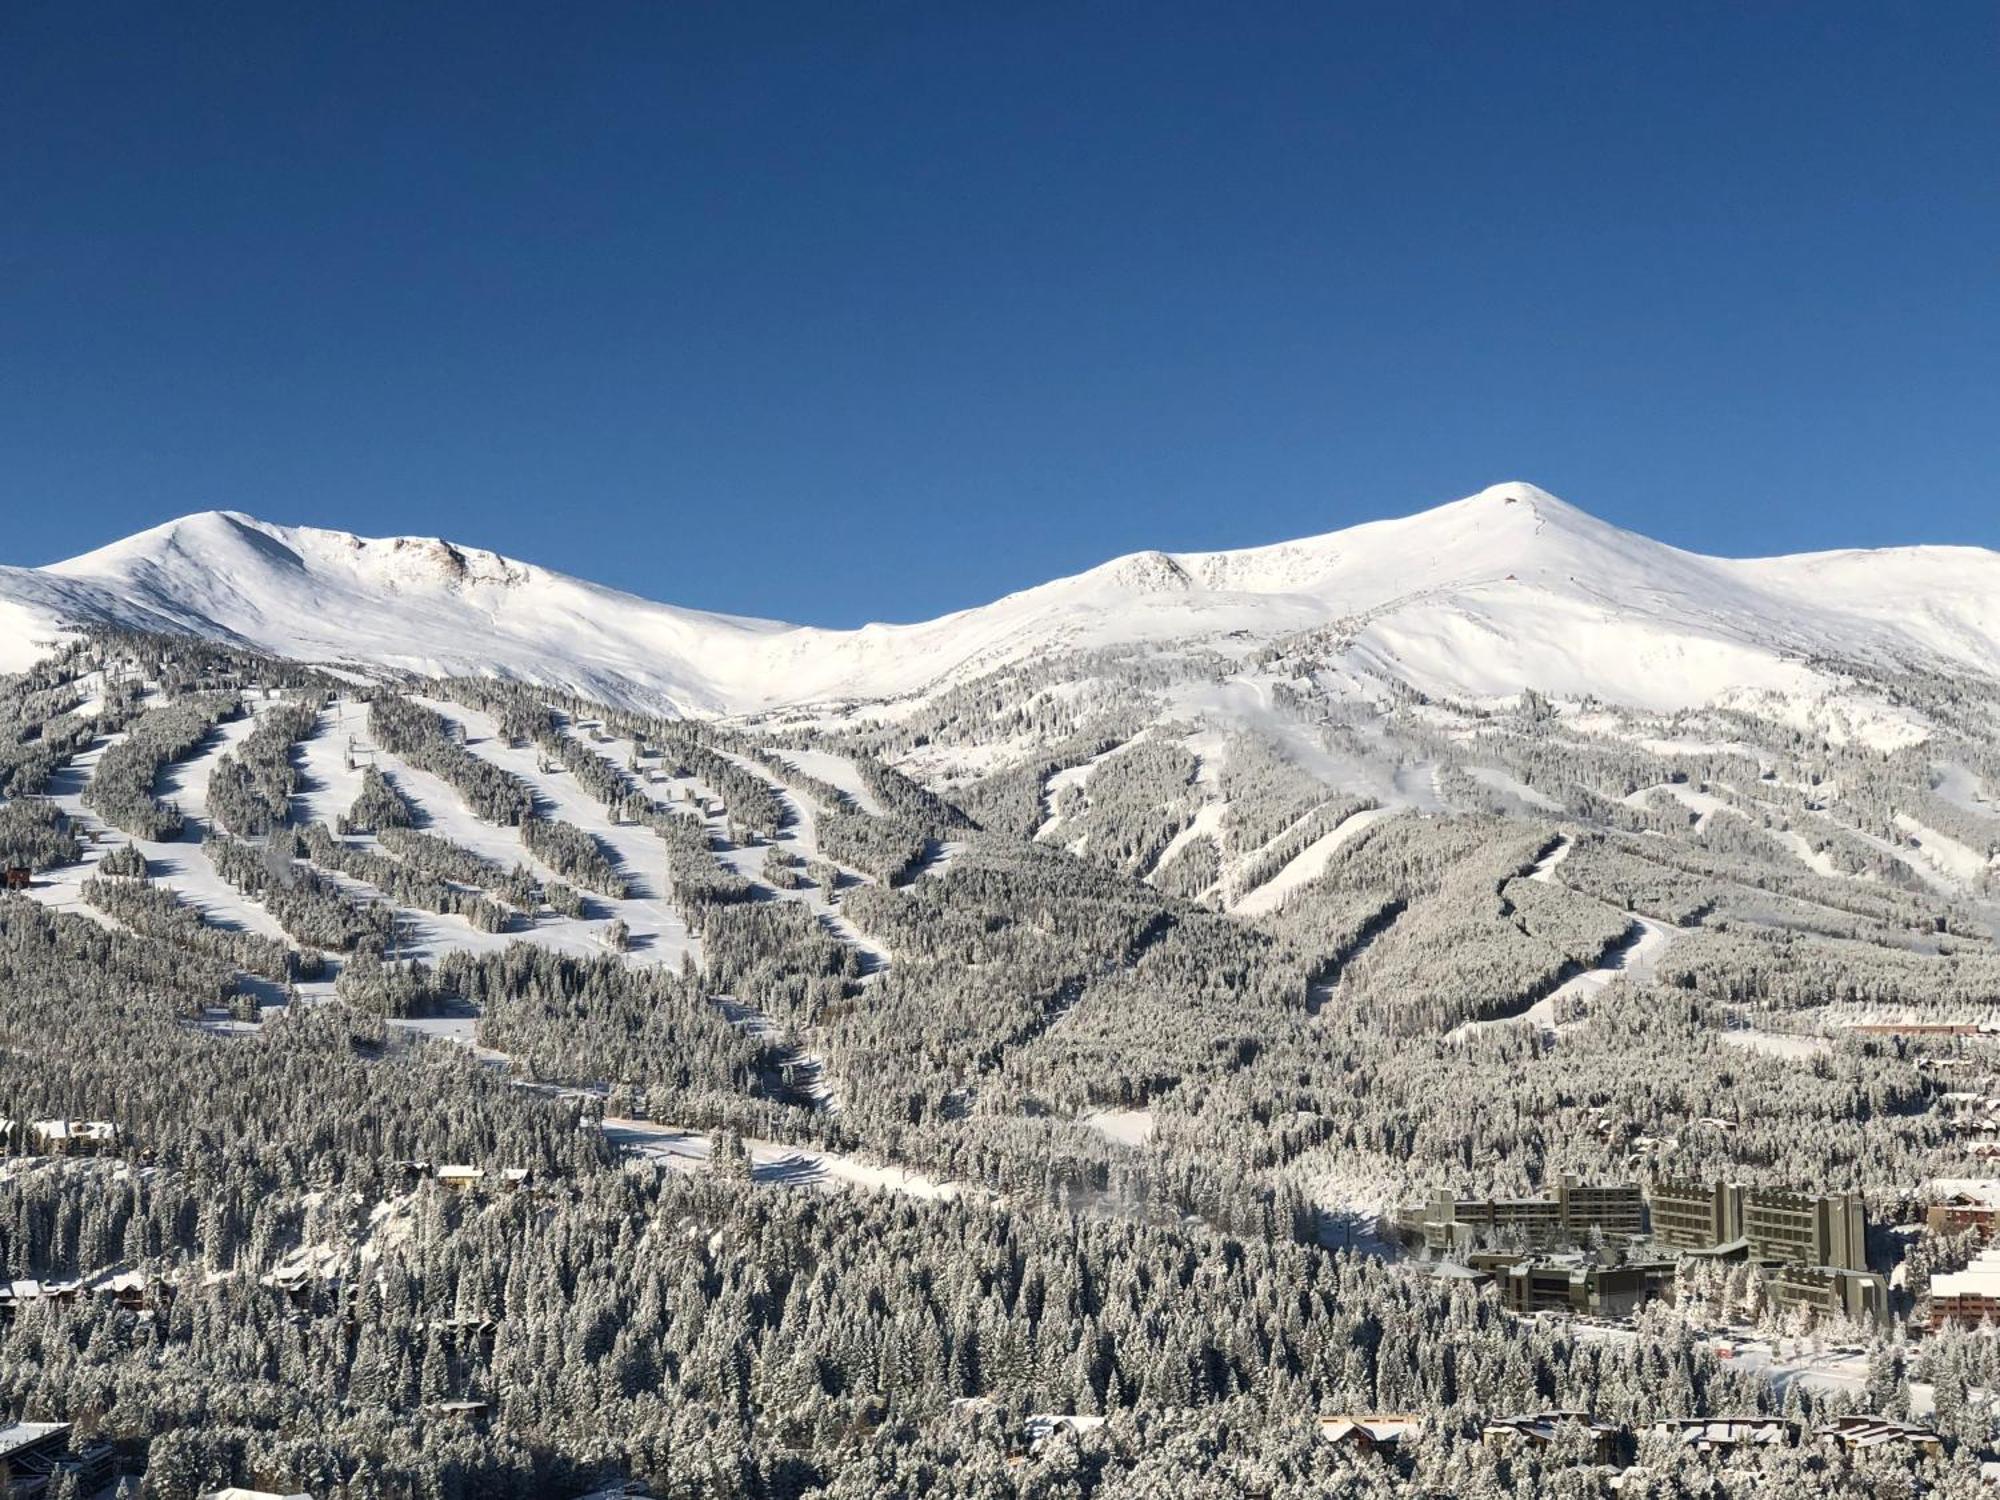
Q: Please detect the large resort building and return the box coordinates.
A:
[1400,1175,1645,1253]
[1405,1176,1888,1326]
[1646,1179,1885,1324]
[1647,1179,1867,1269]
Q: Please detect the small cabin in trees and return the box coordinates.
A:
[0,1279,88,1325]
[1317,1414,1421,1456]
[1,1118,119,1157]
[1481,1412,1621,1463]
[1650,1416,1798,1453]
[35,1119,119,1156]
[101,1271,169,1315]
[0,1420,116,1494]
[1814,1415,1944,1459]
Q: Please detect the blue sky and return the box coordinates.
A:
[3,2,1993,626]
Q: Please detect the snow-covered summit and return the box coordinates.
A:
[3,483,1997,718]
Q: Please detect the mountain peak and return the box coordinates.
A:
[54,511,539,597]
[1416,481,1622,541]
[8,484,2000,718]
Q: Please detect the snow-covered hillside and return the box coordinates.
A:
[7,483,2000,719]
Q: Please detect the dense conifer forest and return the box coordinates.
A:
[3,631,2000,1496]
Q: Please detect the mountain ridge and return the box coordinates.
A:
[5,482,1998,723]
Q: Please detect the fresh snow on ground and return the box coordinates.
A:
[1719,1028,1833,1060]
[1934,763,1998,820]
[291,697,372,831]
[1768,827,1846,880]
[1892,811,1994,885]
[1078,1108,1155,1147]
[1526,834,1572,883]
[1232,805,1397,916]
[9,485,2000,743]
[1464,765,1564,812]
[1626,781,1731,831]
[25,707,297,952]
[602,1117,974,1201]
[766,746,885,815]
[1448,916,1677,1043]
[1034,736,1141,844]
[1146,801,1224,888]
[914,839,967,880]
[1536,915,1675,1013]
[411,698,701,968]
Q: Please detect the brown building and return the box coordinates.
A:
[1561,1179,1647,1241]
[1316,1414,1420,1456]
[1928,1247,2000,1327]
[1651,1416,1798,1454]
[1743,1188,1867,1271]
[1647,1180,1868,1271]
[1649,1178,1744,1252]
[2,1119,121,1158]
[1481,1412,1621,1463]
[0,1420,116,1495]
[0,1279,84,1321]
[427,1398,492,1427]
[1815,1415,1944,1459]
[1402,1175,1644,1253]
[1925,1180,2000,1242]
[1495,1258,1673,1320]
[1769,1263,1890,1327]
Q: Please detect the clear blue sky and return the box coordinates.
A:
[3,3,1994,626]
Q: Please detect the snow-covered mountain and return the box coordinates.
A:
[4,482,1998,720]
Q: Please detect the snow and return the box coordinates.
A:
[1035,737,1140,843]
[1892,811,1993,886]
[406,698,702,969]
[6,483,1998,730]
[1232,805,1396,916]
[1923,1177,2000,1207]
[767,747,884,815]
[1934,763,1998,820]
[22,707,298,952]
[601,1117,973,1200]
[291,698,372,831]
[1464,765,1563,812]
[1078,1108,1155,1146]
[913,839,966,880]
[1146,801,1224,887]
[1625,782,1731,830]
[1718,1028,1832,1060]
[712,748,892,979]
[1633,736,1753,758]
[293,712,889,1107]
[0,599,67,674]
[1768,828,1845,879]
[1713,1335,1874,1402]
[1449,915,1677,1041]
[1537,916,1675,1009]
[1526,834,1572,883]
